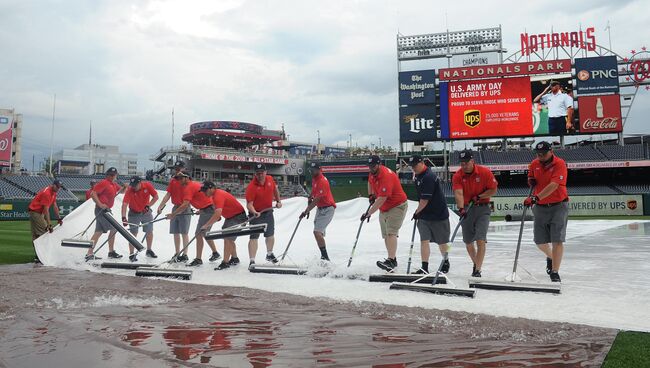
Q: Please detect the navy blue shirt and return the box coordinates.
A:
[414,167,449,221]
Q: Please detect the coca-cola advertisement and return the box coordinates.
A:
[578,95,622,133]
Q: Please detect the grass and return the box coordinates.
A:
[603,331,650,367]
[0,221,36,264]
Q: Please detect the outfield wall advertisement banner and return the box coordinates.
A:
[489,195,643,216]
[447,76,533,139]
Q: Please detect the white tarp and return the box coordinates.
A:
[34,196,650,331]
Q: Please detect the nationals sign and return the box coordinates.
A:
[439,60,571,81]
[578,95,622,133]
[447,76,533,139]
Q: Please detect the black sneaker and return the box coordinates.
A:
[188,258,203,267]
[209,251,221,262]
[265,253,279,264]
[176,254,189,262]
[550,272,561,282]
[248,260,256,270]
[471,270,482,278]
[129,254,138,262]
[85,254,101,262]
[472,263,477,274]
[411,268,428,275]
[441,259,450,273]
[214,262,230,271]
[546,258,553,275]
[376,258,398,272]
[108,251,122,259]
[146,249,158,258]
[227,257,240,266]
[320,255,330,261]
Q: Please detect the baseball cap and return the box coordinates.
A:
[129,176,141,187]
[408,155,423,166]
[255,163,267,171]
[550,80,560,86]
[200,181,216,192]
[310,162,321,170]
[52,179,65,189]
[458,150,473,162]
[174,160,185,168]
[175,171,190,179]
[534,141,552,153]
[106,167,118,175]
[368,155,381,166]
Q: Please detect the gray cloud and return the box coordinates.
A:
[1,0,648,171]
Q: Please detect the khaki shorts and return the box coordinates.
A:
[29,211,49,241]
[379,201,408,239]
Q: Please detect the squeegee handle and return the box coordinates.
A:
[512,186,535,274]
[347,203,372,267]
[280,217,302,262]
[450,201,473,244]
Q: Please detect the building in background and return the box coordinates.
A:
[52,144,138,175]
[0,108,23,174]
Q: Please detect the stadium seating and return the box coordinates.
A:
[0,179,33,199]
[614,184,650,194]
[481,150,534,164]
[554,146,606,162]
[1,176,78,200]
[596,144,646,161]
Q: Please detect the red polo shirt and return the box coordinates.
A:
[183,181,213,209]
[28,186,57,214]
[528,155,569,205]
[166,177,185,206]
[452,164,498,207]
[123,182,158,212]
[212,189,245,219]
[93,178,122,208]
[369,166,407,212]
[245,175,277,212]
[311,173,336,208]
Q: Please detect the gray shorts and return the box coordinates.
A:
[417,218,450,245]
[196,206,215,236]
[94,207,115,234]
[461,205,491,244]
[532,201,569,244]
[128,210,154,234]
[170,205,191,234]
[314,206,335,235]
[249,210,275,239]
[222,212,247,241]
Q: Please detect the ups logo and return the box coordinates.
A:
[627,200,637,210]
[464,110,481,128]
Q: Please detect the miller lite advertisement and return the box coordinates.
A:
[578,94,622,133]
[399,104,439,143]
[574,56,620,95]
[446,76,533,139]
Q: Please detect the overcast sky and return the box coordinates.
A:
[1,0,649,171]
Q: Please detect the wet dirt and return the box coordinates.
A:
[0,264,615,367]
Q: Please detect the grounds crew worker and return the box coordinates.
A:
[121,176,159,262]
[157,161,192,262]
[534,80,574,135]
[86,167,127,262]
[362,155,408,272]
[409,155,450,275]
[28,180,64,263]
[200,181,247,270]
[299,162,336,261]
[167,173,221,266]
[452,150,498,277]
[525,141,569,283]
[246,163,282,267]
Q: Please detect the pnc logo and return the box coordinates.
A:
[577,70,590,81]
[464,110,481,128]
